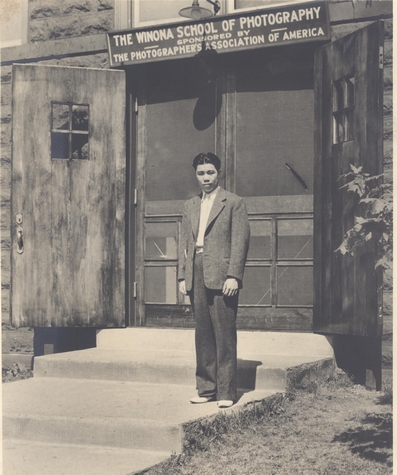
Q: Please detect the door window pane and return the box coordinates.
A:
[52,104,69,130]
[236,73,313,197]
[239,267,271,305]
[145,266,177,303]
[247,220,271,259]
[145,222,177,259]
[51,133,69,159]
[72,134,89,160]
[51,103,89,160]
[333,76,355,144]
[137,0,188,24]
[277,266,313,306]
[72,105,89,131]
[278,219,313,259]
[146,63,217,201]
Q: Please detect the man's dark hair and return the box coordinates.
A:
[192,152,221,171]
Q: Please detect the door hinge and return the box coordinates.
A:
[379,46,384,69]
[134,97,138,114]
[134,188,138,206]
[133,282,137,299]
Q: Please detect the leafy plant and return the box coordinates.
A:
[336,165,393,270]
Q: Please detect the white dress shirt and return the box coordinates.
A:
[196,186,219,247]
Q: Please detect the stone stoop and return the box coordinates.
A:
[3,329,334,475]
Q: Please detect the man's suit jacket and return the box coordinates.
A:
[178,187,250,291]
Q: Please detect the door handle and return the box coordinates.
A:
[16,214,24,254]
[17,226,24,254]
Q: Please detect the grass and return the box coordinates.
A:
[140,373,393,475]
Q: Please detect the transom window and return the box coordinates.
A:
[51,102,89,160]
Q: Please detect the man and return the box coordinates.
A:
[178,152,250,408]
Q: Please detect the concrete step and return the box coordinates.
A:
[3,439,169,475]
[33,347,329,390]
[3,377,277,452]
[34,329,333,391]
[96,328,334,357]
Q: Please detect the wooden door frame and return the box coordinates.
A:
[127,45,320,330]
[126,83,137,326]
[125,66,147,326]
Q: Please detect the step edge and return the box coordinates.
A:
[3,437,171,457]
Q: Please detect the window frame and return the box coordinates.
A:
[115,0,229,30]
[0,0,28,47]
[241,213,314,308]
[225,0,318,14]
[332,75,355,144]
[50,101,90,161]
[143,216,190,305]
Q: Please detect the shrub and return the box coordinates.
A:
[336,165,392,270]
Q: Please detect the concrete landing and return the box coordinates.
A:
[96,328,334,357]
[3,329,335,475]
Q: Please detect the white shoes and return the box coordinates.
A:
[190,396,213,404]
[190,396,234,408]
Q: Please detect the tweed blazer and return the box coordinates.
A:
[178,187,250,291]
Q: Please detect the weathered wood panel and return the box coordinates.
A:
[11,65,126,327]
[314,22,383,336]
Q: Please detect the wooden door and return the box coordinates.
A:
[313,22,384,336]
[232,52,315,331]
[11,65,126,328]
[134,59,221,326]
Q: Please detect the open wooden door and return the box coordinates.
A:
[313,21,384,337]
[11,65,126,328]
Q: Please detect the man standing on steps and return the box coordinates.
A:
[178,152,250,409]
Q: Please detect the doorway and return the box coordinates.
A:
[130,45,316,330]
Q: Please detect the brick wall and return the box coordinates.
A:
[28,0,114,42]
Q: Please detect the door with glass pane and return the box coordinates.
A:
[232,54,315,331]
[135,59,222,326]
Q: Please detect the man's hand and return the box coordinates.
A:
[222,278,239,297]
[179,280,187,295]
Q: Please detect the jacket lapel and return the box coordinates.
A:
[189,195,201,240]
[206,187,226,231]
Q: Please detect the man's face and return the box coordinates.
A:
[196,163,220,194]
